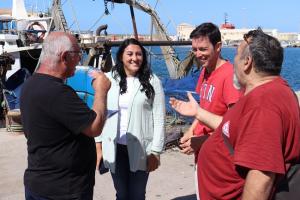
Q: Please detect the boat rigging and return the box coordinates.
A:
[0,0,200,131]
[51,0,199,78]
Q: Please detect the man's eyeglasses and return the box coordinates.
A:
[67,50,83,57]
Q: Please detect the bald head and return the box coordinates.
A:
[39,32,78,68]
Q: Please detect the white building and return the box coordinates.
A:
[220,28,278,45]
[277,32,299,42]
[176,23,299,46]
[176,23,195,41]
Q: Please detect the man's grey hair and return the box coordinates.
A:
[243,28,283,75]
[39,33,74,67]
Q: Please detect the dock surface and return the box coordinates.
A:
[0,129,196,200]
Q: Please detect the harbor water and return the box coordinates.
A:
[110,46,300,121]
[143,46,300,91]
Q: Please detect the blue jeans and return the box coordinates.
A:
[111,144,149,200]
[25,187,93,200]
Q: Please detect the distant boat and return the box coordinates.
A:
[280,41,289,48]
[220,23,235,29]
[220,13,235,30]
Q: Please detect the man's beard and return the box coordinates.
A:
[233,73,242,90]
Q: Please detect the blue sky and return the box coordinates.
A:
[2,0,300,35]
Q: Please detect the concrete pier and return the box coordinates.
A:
[0,129,196,200]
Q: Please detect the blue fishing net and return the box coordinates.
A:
[162,67,200,124]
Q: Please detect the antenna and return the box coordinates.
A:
[224,12,228,24]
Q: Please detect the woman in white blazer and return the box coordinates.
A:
[95,38,165,200]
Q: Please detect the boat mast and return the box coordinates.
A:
[50,0,69,32]
[106,0,193,78]
[12,0,28,19]
[129,3,139,40]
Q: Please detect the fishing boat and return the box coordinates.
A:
[0,0,52,131]
[59,0,201,126]
[54,0,199,78]
[0,0,52,77]
[0,0,200,131]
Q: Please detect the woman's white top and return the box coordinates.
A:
[117,77,137,145]
[94,72,165,173]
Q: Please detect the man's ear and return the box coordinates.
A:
[61,51,68,64]
[244,55,253,73]
[215,42,222,52]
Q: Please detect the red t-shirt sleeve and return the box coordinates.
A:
[233,107,285,174]
[222,73,242,106]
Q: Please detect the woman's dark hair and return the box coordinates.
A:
[112,38,155,100]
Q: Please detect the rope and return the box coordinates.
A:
[109,12,130,34]
[145,49,191,59]
[68,21,75,30]
[61,0,68,6]
[68,0,81,33]
[154,0,177,33]
[88,12,107,31]
[104,0,110,15]
[154,0,159,9]
[25,50,39,60]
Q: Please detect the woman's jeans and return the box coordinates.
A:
[111,144,149,200]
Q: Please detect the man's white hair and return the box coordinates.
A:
[39,32,74,68]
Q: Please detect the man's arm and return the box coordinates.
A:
[170,92,222,130]
[83,71,111,137]
[195,106,222,130]
[242,169,276,200]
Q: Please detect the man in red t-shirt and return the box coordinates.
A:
[178,22,241,199]
[170,29,300,199]
[179,23,241,156]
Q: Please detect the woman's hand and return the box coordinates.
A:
[147,154,160,172]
